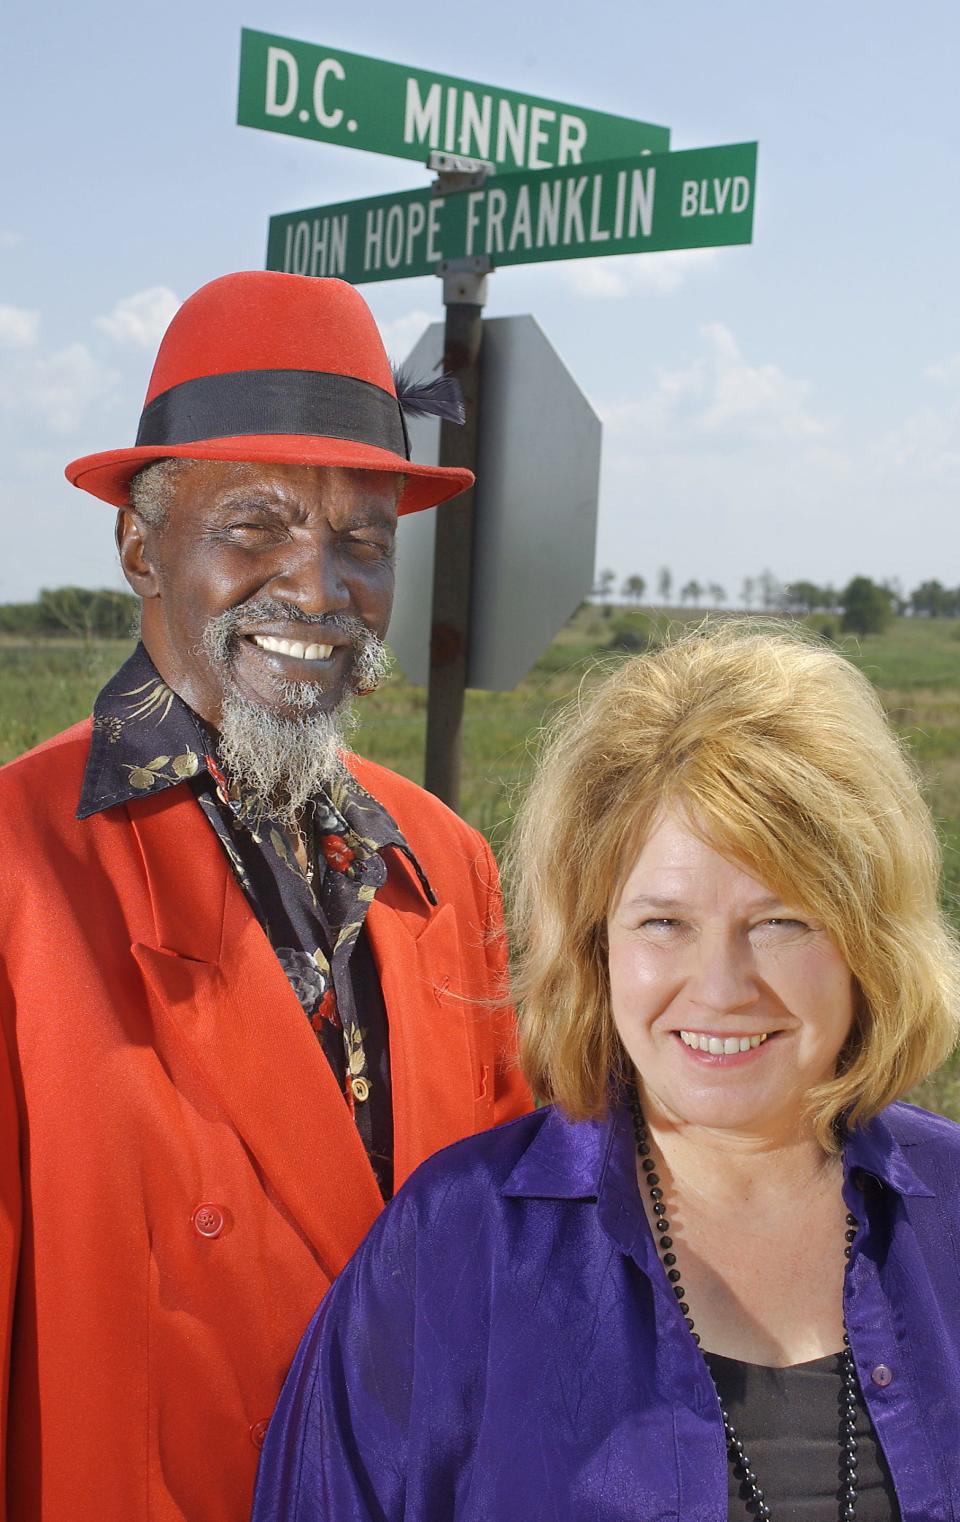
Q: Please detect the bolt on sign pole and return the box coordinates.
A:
[423,252,489,810]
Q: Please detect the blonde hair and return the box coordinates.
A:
[509,621,960,1149]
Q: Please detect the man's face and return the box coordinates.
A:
[129,460,399,727]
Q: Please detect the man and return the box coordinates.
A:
[0,271,530,1520]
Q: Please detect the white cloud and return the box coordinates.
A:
[882,402,960,484]
[0,231,23,248]
[377,308,436,361]
[925,353,960,385]
[10,446,62,478]
[590,327,960,596]
[0,305,40,348]
[94,286,180,349]
[879,352,960,483]
[563,247,720,299]
[15,342,119,433]
[602,322,827,447]
[699,324,826,440]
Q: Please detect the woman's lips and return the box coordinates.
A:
[674,1029,778,1065]
[679,1030,769,1055]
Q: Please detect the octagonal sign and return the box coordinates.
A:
[389,314,601,691]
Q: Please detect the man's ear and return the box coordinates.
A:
[116,510,161,598]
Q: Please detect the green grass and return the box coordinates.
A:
[830,617,960,691]
[0,638,132,762]
[2,610,959,1116]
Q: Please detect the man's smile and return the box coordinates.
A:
[247,633,336,663]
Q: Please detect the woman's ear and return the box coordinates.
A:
[116,510,161,599]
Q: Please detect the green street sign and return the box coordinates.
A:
[266,142,757,286]
[238,29,670,171]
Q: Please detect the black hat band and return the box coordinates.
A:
[136,368,408,458]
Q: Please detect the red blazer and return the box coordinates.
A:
[0,721,531,1521]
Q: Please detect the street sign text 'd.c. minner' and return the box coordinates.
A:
[238,29,670,171]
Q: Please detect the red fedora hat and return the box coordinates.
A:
[65,270,472,516]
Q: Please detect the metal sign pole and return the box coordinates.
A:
[423,253,489,809]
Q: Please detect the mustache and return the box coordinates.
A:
[204,597,374,654]
[199,596,392,707]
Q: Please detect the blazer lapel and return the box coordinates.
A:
[367,895,481,1188]
[129,789,383,1279]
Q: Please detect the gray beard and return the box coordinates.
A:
[216,688,356,826]
[200,599,390,826]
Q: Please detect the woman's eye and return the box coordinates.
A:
[754,918,809,937]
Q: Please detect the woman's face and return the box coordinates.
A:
[606,809,855,1141]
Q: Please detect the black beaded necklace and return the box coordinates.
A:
[627,1089,860,1522]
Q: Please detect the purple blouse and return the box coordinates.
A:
[252,1099,960,1521]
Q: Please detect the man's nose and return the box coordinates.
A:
[269,538,350,616]
[686,933,759,1014]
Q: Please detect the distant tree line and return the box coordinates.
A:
[905,581,960,617]
[592,566,960,638]
[0,587,137,639]
[2,572,958,646]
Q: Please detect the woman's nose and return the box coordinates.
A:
[686,933,759,1014]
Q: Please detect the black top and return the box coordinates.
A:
[704,1349,901,1521]
[78,643,437,1200]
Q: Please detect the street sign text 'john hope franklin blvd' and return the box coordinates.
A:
[267,142,757,285]
[238,29,670,170]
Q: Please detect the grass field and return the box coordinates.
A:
[2,607,959,1116]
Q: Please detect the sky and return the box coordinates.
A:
[3,0,959,607]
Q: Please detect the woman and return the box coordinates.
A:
[253,623,960,1521]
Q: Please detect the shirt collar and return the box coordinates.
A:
[842,1108,935,1198]
[77,641,210,820]
[77,642,435,903]
[502,1100,649,1258]
[502,1098,935,1219]
[502,1105,613,1201]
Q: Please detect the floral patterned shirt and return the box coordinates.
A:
[77,643,436,1200]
